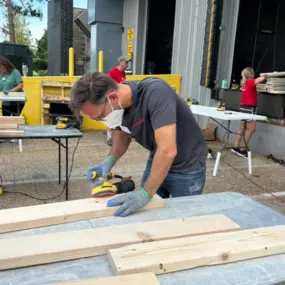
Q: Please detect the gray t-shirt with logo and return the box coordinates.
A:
[116,78,207,172]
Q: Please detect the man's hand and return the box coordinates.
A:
[3,90,10,95]
[87,155,116,182]
[107,189,152,217]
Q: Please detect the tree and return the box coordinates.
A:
[1,0,48,44]
[33,30,48,71]
[0,0,48,18]
[1,12,33,46]
[6,0,15,44]
[36,30,47,60]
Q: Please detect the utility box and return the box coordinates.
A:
[0,43,33,76]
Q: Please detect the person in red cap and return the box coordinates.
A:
[106,56,130,146]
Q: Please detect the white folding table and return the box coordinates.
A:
[0,91,26,152]
[190,105,268,176]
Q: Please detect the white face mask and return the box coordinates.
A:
[102,99,124,129]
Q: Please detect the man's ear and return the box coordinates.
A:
[108,91,119,103]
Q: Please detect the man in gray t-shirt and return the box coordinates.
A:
[70,72,207,217]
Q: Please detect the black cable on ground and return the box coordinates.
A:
[1,137,81,201]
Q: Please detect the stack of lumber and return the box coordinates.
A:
[41,81,73,124]
[0,116,25,137]
[257,71,285,94]
[0,194,284,284]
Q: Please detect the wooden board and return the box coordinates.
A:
[0,130,24,137]
[41,81,73,87]
[108,225,285,275]
[0,214,240,270]
[46,273,159,285]
[0,124,18,129]
[0,91,25,98]
[0,194,164,233]
[0,116,25,124]
[261,71,285,77]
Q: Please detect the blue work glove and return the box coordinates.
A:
[3,90,10,95]
[87,155,116,182]
[107,188,152,217]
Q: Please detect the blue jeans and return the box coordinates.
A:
[141,158,206,199]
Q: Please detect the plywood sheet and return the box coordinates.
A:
[108,225,285,275]
[0,194,164,233]
[45,273,159,285]
[0,214,240,270]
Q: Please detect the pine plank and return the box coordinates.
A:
[0,194,164,233]
[0,124,18,129]
[0,130,24,137]
[108,225,285,275]
[0,116,25,124]
[45,273,159,285]
[0,214,240,270]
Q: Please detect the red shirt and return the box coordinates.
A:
[240,79,257,106]
[108,67,126,83]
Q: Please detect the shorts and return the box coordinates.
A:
[239,105,257,121]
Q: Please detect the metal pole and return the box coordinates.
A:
[58,138,61,184]
[98,50,104,72]
[69,47,74,76]
[65,138,69,200]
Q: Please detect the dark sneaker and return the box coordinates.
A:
[240,150,248,158]
[231,148,247,158]
[106,138,112,146]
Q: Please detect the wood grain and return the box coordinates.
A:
[0,116,25,124]
[45,273,159,285]
[0,124,18,129]
[0,214,240,270]
[108,225,285,275]
[0,194,164,233]
[0,130,24,136]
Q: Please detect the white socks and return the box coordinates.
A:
[107,130,112,140]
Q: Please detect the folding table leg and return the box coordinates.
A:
[213,152,221,176]
[18,139,23,152]
[248,151,252,175]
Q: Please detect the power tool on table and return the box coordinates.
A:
[91,171,135,198]
[217,100,226,111]
[56,117,77,129]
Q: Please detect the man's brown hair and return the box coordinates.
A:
[69,72,117,117]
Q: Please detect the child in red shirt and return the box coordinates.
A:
[232,67,268,158]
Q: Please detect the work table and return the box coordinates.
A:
[0,192,284,285]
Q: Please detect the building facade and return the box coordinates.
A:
[88,0,285,160]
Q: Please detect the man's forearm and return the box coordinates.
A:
[109,131,131,162]
[143,149,176,196]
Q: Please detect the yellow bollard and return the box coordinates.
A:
[98,50,104,72]
[69,47,74,76]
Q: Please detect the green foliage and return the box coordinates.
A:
[0,0,48,18]
[33,30,48,72]
[1,11,33,46]
[35,30,47,60]
[33,58,48,71]
[37,69,48,76]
